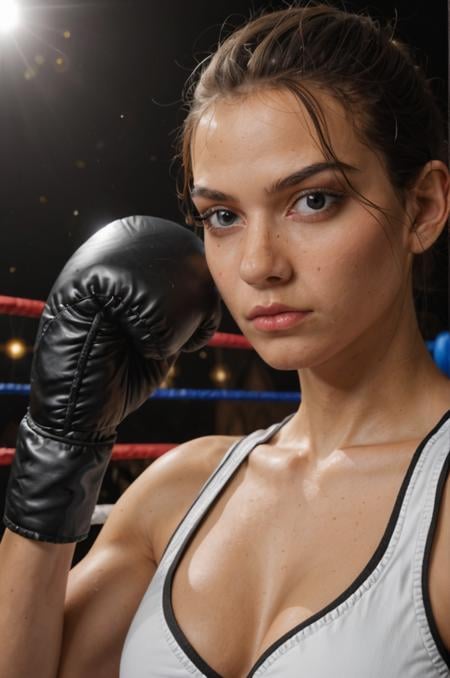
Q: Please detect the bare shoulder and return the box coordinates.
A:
[74,433,240,567]
[130,434,242,563]
[143,433,241,490]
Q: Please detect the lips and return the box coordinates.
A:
[246,303,310,320]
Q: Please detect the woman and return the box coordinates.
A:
[1,4,449,677]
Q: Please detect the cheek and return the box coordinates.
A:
[314,219,403,323]
[205,238,233,296]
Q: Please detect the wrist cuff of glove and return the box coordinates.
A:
[3,415,116,543]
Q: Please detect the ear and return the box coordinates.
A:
[406,160,450,254]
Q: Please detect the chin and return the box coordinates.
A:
[249,342,310,372]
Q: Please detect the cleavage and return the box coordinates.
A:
[168,447,407,677]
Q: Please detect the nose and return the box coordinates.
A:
[239,219,293,287]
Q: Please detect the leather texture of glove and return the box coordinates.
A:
[4,215,221,543]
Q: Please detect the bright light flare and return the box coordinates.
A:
[0,0,19,34]
[5,338,27,359]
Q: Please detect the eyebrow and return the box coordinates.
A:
[190,161,359,202]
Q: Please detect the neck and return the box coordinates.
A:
[287,302,449,460]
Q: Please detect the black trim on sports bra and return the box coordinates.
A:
[422,448,450,669]
[163,409,450,678]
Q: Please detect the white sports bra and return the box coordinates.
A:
[120,410,450,677]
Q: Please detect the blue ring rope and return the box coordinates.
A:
[0,384,301,402]
[0,332,448,399]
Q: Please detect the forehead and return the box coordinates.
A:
[191,88,372,184]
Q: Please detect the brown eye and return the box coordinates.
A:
[291,190,344,218]
[305,193,326,210]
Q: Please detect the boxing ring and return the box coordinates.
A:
[1,293,449,524]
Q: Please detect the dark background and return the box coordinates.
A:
[0,0,448,552]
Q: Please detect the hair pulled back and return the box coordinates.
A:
[177,2,447,333]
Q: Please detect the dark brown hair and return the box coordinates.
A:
[177,2,447,334]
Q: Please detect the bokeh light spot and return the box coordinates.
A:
[54,55,68,72]
[5,339,27,360]
[24,67,37,80]
[210,363,231,386]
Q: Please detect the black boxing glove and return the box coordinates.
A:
[3,215,221,543]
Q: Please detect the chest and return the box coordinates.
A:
[163,445,414,677]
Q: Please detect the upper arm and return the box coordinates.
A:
[58,469,157,678]
[57,434,235,678]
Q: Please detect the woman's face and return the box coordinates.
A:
[190,88,413,371]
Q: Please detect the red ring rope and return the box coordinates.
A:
[0,295,45,317]
[0,295,252,349]
[0,443,177,466]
